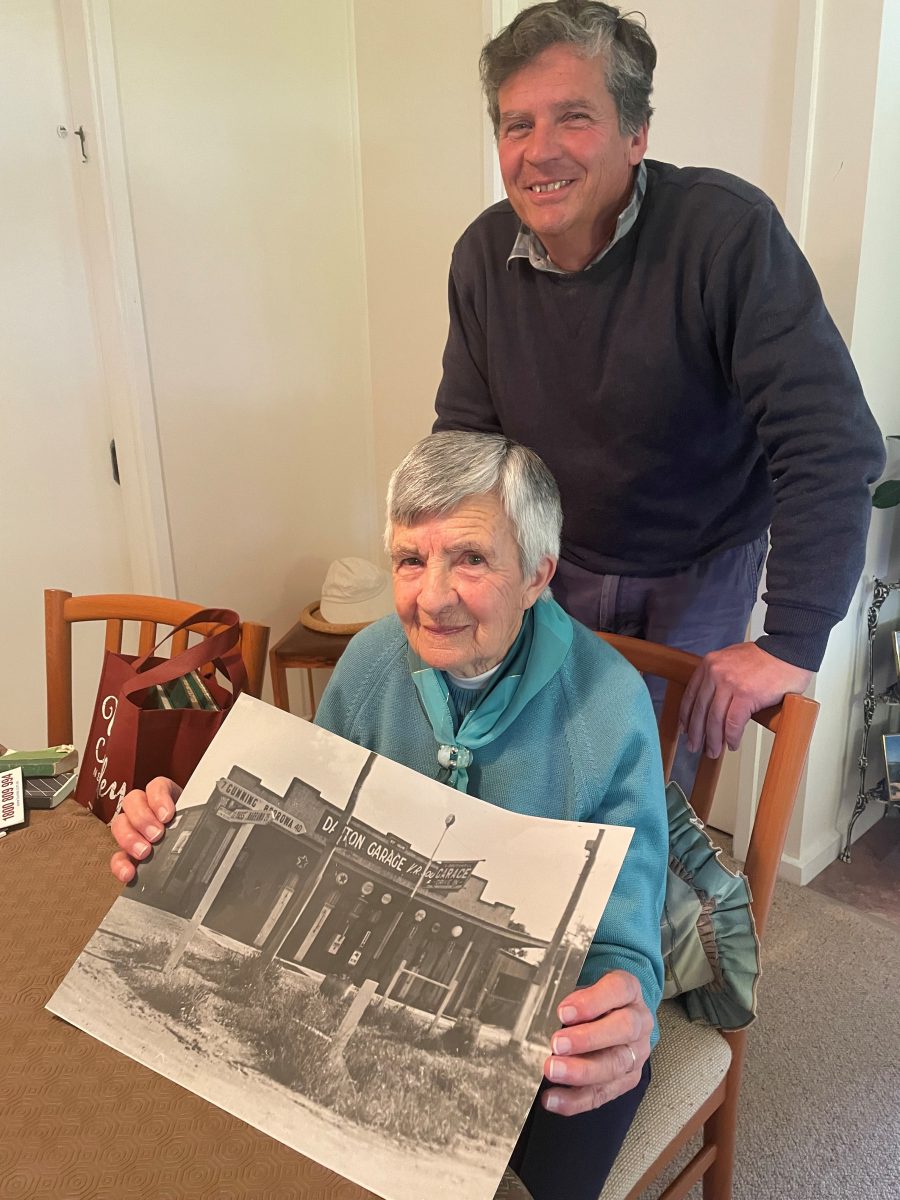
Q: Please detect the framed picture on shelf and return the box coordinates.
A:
[883,733,900,803]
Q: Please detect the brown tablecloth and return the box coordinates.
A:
[0,802,377,1199]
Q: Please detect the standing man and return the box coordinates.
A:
[434,0,885,758]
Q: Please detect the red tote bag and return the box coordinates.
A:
[74,608,248,823]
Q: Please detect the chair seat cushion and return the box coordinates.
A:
[600,1000,732,1200]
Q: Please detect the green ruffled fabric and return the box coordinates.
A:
[661,782,760,1031]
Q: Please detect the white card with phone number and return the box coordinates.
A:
[0,766,25,835]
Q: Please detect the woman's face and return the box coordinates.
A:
[389,492,555,678]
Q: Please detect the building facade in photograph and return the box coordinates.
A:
[133,768,553,1027]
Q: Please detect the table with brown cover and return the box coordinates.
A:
[1,803,533,1200]
[0,802,378,1199]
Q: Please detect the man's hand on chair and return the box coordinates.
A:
[679,642,813,758]
[110,777,181,883]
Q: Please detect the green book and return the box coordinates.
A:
[143,671,220,712]
[0,745,78,778]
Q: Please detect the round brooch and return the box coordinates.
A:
[437,744,473,770]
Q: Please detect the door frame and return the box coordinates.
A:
[59,0,176,595]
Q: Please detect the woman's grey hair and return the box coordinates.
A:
[481,0,656,137]
[385,431,562,599]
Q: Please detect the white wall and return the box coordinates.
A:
[108,0,378,665]
[765,0,889,881]
[790,0,899,876]
[353,0,487,516]
[634,0,802,834]
[638,0,799,205]
[0,0,133,749]
[799,0,883,344]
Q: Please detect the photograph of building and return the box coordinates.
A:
[49,696,632,1200]
[134,763,559,1027]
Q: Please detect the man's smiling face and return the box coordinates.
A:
[497,43,647,272]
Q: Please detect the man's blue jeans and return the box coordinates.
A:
[553,534,768,792]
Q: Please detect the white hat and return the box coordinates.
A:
[304,557,393,632]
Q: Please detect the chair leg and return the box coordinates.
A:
[45,589,74,745]
[701,1037,746,1200]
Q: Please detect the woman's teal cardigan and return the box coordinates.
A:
[315,611,668,1044]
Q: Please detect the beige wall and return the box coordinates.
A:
[109,0,377,662]
[633,0,801,834]
[794,0,898,872]
[0,0,133,748]
[638,0,799,206]
[353,0,487,517]
[105,0,488,680]
[767,0,889,879]
[801,0,883,343]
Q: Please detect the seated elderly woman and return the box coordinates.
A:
[110,431,668,1200]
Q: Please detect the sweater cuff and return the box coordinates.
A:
[755,603,836,672]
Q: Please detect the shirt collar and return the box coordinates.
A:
[506,159,646,274]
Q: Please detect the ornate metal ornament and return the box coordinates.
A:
[840,577,900,861]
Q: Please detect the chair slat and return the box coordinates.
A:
[104,619,123,653]
[138,622,157,656]
[657,682,683,781]
[170,629,189,656]
[688,751,725,823]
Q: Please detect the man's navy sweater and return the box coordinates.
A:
[434,159,885,670]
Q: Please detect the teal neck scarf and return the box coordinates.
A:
[408,598,574,793]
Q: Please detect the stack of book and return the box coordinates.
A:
[0,744,79,809]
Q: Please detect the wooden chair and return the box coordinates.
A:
[45,589,270,745]
[595,633,819,1200]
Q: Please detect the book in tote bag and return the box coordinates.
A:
[74,608,248,823]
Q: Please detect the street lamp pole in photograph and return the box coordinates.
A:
[373,812,456,963]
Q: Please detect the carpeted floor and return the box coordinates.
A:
[809,814,900,930]
[644,874,900,1199]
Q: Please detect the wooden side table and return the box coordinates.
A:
[269,620,355,717]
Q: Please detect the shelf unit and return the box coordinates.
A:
[840,577,900,862]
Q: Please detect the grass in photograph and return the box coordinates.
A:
[114,932,539,1152]
[341,1029,537,1148]
[109,932,171,972]
[132,976,211,1031]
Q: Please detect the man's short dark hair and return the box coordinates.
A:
[481,0,656,137]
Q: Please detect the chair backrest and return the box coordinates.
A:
[597,632,818,939]
[45,589,270,746]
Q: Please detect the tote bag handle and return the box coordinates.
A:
[120,608,247,703]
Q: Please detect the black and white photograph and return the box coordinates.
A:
[884,732,900,804]
[48,695,632,1200]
